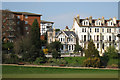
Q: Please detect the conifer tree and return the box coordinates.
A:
[85,40,99,57]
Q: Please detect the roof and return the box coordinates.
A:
[2,10,42,16]
[41,20,54,23]
[12,12,42,16]
[64,31,77,37]
[56,31,77,38]
[75,18,120,27]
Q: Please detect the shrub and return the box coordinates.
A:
[106,58,118,68]
[84,57,100,68]
[48,58,67,66]
[34,57,47,64]
[52,49,61,59]
[4,54,19,64]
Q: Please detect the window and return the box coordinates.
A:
[109,43,111,46]
[97,35,99,41]
[84,35,86,41]
[95,28,97,32]
[90,28,91,32]
[109,28,111,33]
[63,38,65,42]
[94,35,95,41]
[25,15,28,19]
[17,16,20,19]
[61,38,62,42]
[69,45,71,50]
[72,45,74,50]
[97,28,99,32]
[97,43,99,48]
[25,27,28,30]
[102,43,104,49]
[17,21,20,24]
[102,36,104,40]
[107,28,111,33]
[102,29,104,32]
[67,38,70,42]
[114,36,116,40]
[25,21,28,24]
[107,29,109,33]
[109,36,111,41]
[111,22,113,25]
[82,28,84,32]
[81,35,83,41]
[114,28,116,32]
[85,28,86,32]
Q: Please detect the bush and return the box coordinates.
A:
[4,54,19,64]
[100,54,109,67]
[52,49,61,59]
[106,58,118,68]
[48,58,67,66]
[84,57,100,68]
[34,57,47,65]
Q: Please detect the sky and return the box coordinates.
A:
[2,2,118,30]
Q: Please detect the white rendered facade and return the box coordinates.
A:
[72,15,120,56]
[56,31,77,53]
[40,20,54,35]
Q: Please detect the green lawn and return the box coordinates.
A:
[2,65,119,78]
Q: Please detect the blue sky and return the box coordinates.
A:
[2,2,118,30]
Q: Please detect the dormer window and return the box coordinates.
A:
[95,20,101,26]
[82,20,89,26]
[108,20,114,26]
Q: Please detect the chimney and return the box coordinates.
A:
[76,15,80,23]
[66,26,69,29]
[86,17,88,20]
[113,17,116,24]
[109,18,112,20]
[102,16,105,25]
[89,16,92,24]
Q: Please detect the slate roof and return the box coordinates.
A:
[56,31,77,38]
[64,31,77,37]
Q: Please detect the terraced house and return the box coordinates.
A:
[72,15,120,56]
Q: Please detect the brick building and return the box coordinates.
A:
[2,10,42,42]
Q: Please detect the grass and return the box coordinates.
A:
[64,57,86,66]
[2,65,119,78]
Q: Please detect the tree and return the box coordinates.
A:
[49,41,62,52]
[30,19,41,49]
[85,40,99,58]
[105,45,118,58]
[55,29,60,32]
[52,49,61,59]
[74,40,84,56]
